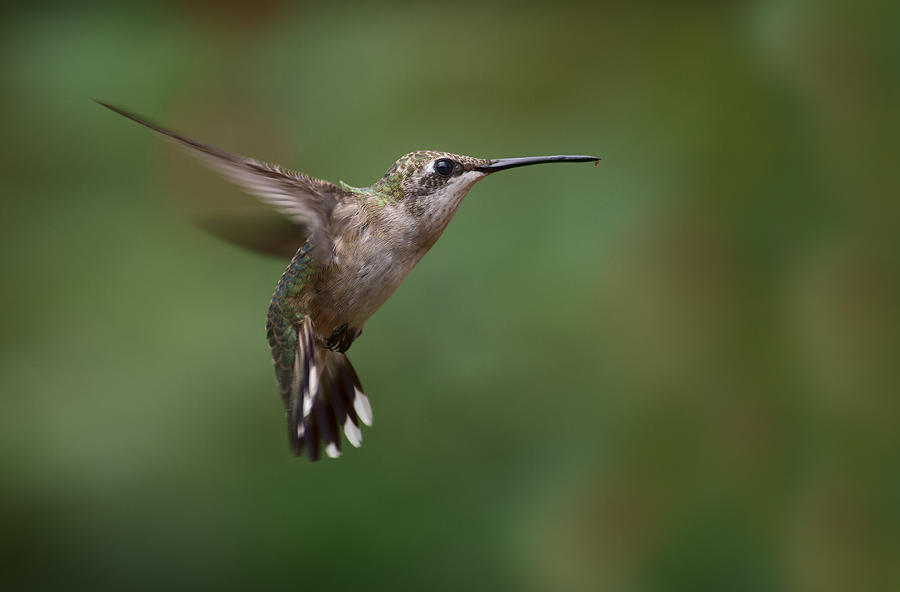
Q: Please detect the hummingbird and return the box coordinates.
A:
[97,100,599,461]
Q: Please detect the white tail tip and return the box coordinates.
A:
[308,363,320,398]
[325,442,341,459]
[343,417,363,447]
[353,390,373,427]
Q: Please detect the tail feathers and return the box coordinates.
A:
[287,321,372,461]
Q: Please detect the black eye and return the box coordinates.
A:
[434,159,455,177]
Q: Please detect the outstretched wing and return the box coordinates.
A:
[96,100,341,262]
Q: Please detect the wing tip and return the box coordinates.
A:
[93,98,148,126]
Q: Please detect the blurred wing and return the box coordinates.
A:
[96,100,341,262]
[192,206,310,259]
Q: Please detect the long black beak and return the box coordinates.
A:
[476,154,600,173]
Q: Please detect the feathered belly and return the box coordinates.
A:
[310,243,417,341]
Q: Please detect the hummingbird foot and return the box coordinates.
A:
[325,323,361,353]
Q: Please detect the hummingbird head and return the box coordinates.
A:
[369,150,489,203]
[359,151,599,242]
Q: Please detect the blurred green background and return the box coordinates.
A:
[2,1,899,590]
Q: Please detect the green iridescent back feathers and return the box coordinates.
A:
[266,243,315,404]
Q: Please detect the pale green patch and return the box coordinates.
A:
[340,173,405,207]
[339,180,374,196]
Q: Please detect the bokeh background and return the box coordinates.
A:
[2,1,898,590]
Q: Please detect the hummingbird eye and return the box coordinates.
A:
[434,159,455,177]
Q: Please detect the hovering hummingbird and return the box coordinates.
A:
[97,100,599,461]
